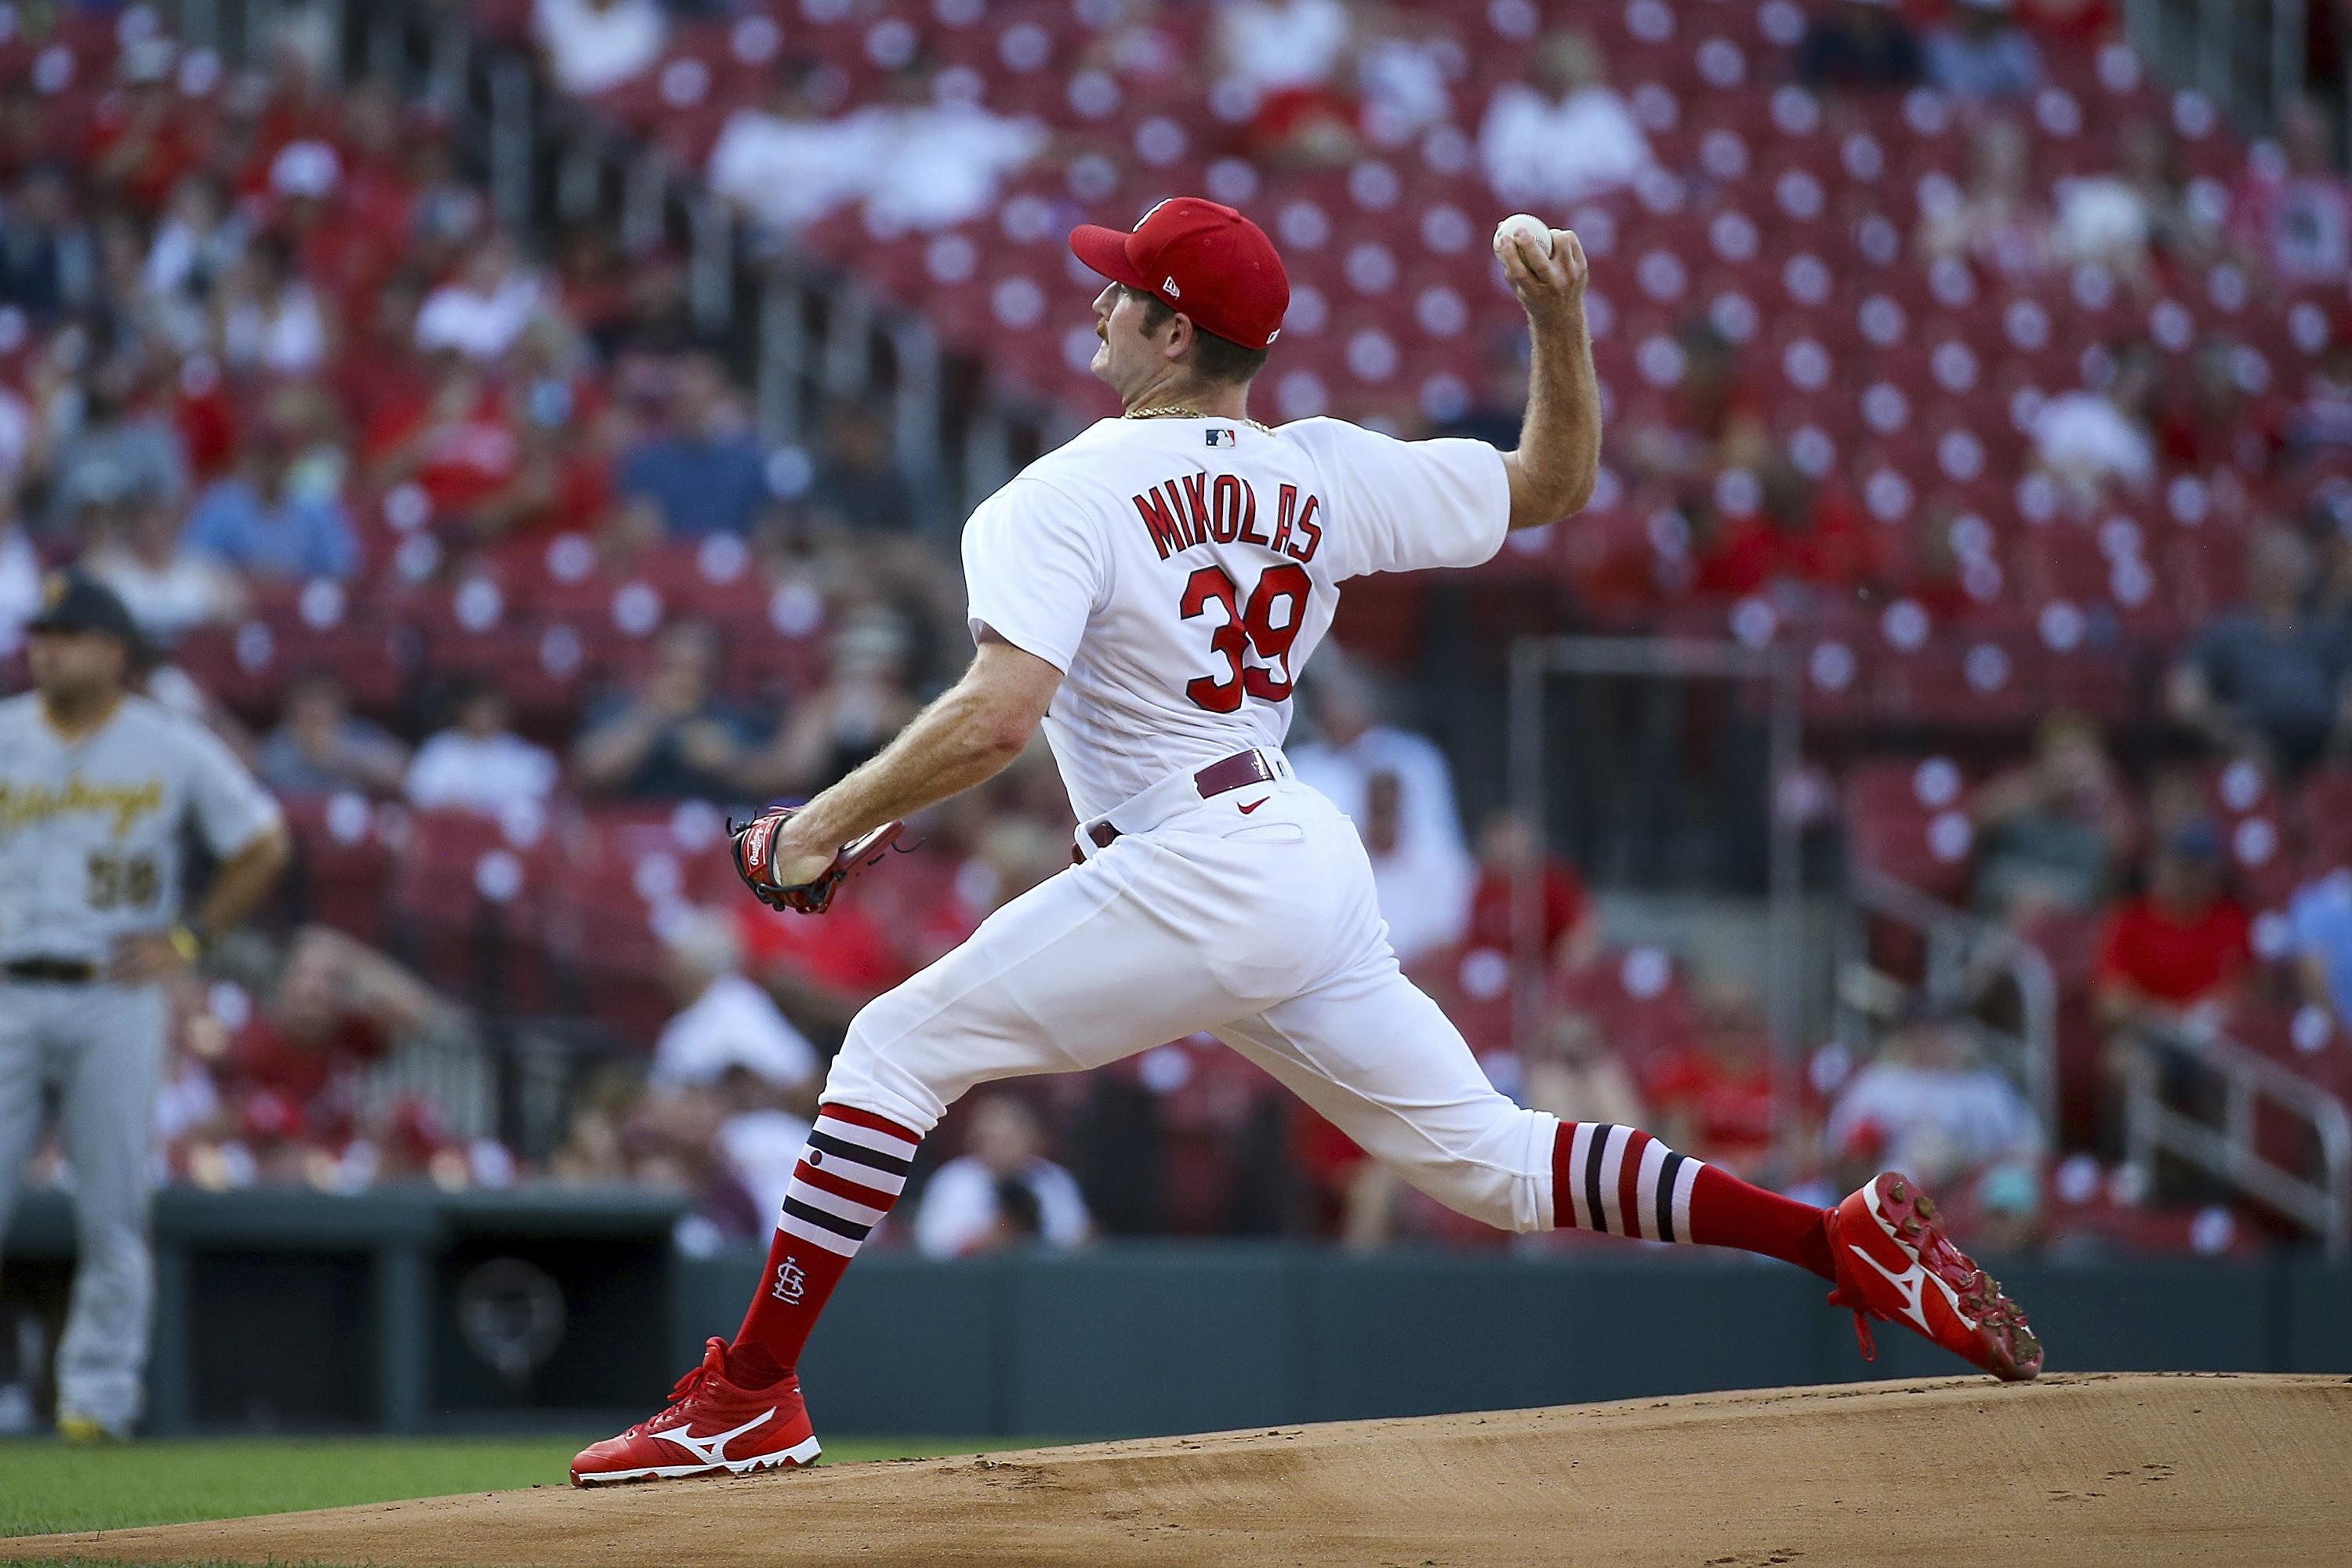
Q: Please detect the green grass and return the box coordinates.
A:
[0,1433,981,1543]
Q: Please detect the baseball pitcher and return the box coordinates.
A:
[0,571,288,1439]
[571,200,2041,1485]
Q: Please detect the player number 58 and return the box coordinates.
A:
[87,851,160,910]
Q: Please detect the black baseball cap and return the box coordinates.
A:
[27,568,142,649]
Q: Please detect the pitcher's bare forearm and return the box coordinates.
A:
[1497,225,1602,530]
[195,824,289,935]
[783,637,1060,855]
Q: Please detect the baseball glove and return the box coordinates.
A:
[728,808,905,916]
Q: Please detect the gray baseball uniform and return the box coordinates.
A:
[0,691,281,1432]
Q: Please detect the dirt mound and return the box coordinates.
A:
[24,1374,2348,1566]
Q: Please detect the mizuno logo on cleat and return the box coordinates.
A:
[1846,1245,1934,1333]
[657,1409,777,1467]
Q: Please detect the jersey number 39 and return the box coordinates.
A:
[1179,563,1310,713]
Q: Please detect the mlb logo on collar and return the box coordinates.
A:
[1204,427,1238,448]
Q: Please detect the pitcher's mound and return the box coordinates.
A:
[27,1374,2349,1566]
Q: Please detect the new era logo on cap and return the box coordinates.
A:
[1069,198,1290,351]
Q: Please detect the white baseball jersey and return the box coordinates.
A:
[961,415,1509,820]
[0,693,282,964]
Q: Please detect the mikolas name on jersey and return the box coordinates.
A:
[1130,474,1324,565]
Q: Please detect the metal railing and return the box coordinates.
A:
[1506,637,1808,1123]
[2123,1022,2352,1258]
[1835,867,2062,1142]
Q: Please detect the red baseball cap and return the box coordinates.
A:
[1069,198,1290,351]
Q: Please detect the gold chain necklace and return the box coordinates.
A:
[1123,404,1275,435]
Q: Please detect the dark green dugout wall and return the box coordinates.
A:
[5,1190,2347,1437]
[757,1246,2352,1436]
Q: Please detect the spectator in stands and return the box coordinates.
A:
[46,355,185,532]
[257,670,412,798]
[214,233,330,378]
[1214,0,1354,95]
[1824,1008,2042,1196]
[2052,119,2209,282]
[2228,98,2352,286]
[913,1095,1093,1258]
[1924,0,2045,102]
[650,909,819,1097]
[1795,0,1922,93]
[756,611,922,795]
[1291,660,1474,965]
[1461,806,1600,971]
[362,354,520,524]
[405,681,558,815]
[854,66,1050,234]
[0,165,96,325]
[416,231,546,364]
[620,1083,767,1243]
[738,887,912,1047]
[617,351,768,537]
[1355,6,1461,144]
[1643,990,1778,1175]
[142,173,246,330]
[182,424,358,581]
[2169,527,2351,771]
[712,1061,815,1234]
[1479,31,1653,209]
[532,0,667,98]
[2287,338,2352,459]
[708,59,1044,236]
[1918,118,2053,279]
[2288,868,2352,1031]
[1971,713,2133,925]
[1623,319,1772,486]
[1520,1012,1648,1130]
[707,61,865,238]
[801,401,921,535]
[2154,339,2282,478]
[82,486,245,638]
[572,619,771,801]
[2031,342,2158,503]
[550,1067,641,1187]
[2093,821,2252,1034]
[213,925,463,1163]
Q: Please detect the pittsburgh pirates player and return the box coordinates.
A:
[0,571,288,1439]
[572,199,2040,1485]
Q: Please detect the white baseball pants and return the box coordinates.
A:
[826,750,1559,1233]
[0,979,167,1432]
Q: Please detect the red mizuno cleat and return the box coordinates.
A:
[1827,1171,2045,1382]
[569,1338,821,1486]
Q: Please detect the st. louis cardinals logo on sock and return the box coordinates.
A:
[772,1257,806,1304]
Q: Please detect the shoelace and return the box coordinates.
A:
[1824,1285,1880,1361]
[1821,1212,1881,1362]
[625,1338,728,1436]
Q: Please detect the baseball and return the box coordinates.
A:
[1494,213,1553,257]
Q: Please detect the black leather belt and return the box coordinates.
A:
[1081,750,1278,856]
[4,957,97,984]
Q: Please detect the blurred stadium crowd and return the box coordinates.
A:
[4,0,2351,1258]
